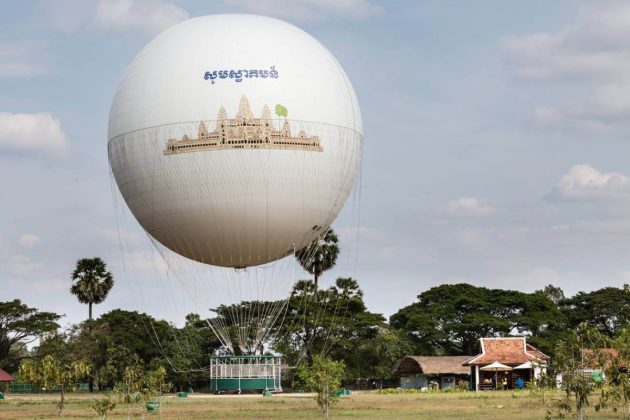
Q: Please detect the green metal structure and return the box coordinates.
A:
[210,355,282,393]
[11,383,33,393]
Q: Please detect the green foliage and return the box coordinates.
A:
[548,323,610,420]
[390,283,562,355]
[296,229,340,291]
[158,316,217,387]
[92,394,116,419]
[19,355,91,415]
[527,370,556,406]
[539,284,566,304]
[212,300,275,355]
[65,320,111,391]
[70,257,114,321]
[381,384,469,394]
[296,355,345,418]
[117,362,168,416]
[0,299,61,371]
[454,380,470,392]
[559,285,630,337]
[120,363,143,405]
[7,277,630,409]
[614,323,630,351]
[381,387,420,394]
[29,308,217,391]
[100,345,142,388]
[274,277,385,378]
[372,329,414,379]
[99,309,170,365]
[595,324,630,416]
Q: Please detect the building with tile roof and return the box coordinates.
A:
[464,337,550,391]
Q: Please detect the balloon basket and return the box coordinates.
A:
[209,355,283,393]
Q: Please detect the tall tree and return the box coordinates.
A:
[371,328,414,380]
[539,284,566,304]
[70,257,114,321]
[559,285,630,337]
[98,309,170,364]
[65,320,111,392]
[0,299,60,371]
[548,323,611,420]
[274,278,384,373]
[296,228,339,292]
[390,283,562,356]
[296,355,345,419]
[20,355,91,415]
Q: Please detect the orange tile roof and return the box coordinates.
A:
[581,348,627,369]
[464,337,550,366]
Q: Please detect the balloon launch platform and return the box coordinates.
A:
[209,355,283,393]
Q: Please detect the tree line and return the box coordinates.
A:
[1,230,629,392]
[2,279,629,391]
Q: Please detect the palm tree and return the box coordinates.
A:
[70,257,114,321]
[295,228,339,293]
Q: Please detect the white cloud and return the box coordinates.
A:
[0,235,41,276]
[0,112,68,155]
[37,0,95,33]
[553,164,630,199]
[0,40,49,79]
[94,0,189,35]
[500,2,630,82]
[446,197,496,216]
[500,1,630,134]
[1,254,42,276]
[222,0,382,21]
[4,276,68,293]
[453,217,630,280]
[19,233,41,248]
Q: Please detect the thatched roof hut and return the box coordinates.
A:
[392,356,471,376]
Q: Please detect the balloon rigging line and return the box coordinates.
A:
[109,124,362,369]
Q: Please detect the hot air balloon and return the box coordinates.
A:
[108,14,362,392]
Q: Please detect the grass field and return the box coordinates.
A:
[0,390,625,419]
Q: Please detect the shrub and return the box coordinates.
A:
[92,395,116,419]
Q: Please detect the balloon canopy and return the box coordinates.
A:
[108,14,362,268]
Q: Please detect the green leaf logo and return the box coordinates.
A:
[275,104,288,118]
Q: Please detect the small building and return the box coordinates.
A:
[392,356,471,390]
[557,348,628,385]
[581,348,627,370]
[0,368,15,393]
[464,337,550,391]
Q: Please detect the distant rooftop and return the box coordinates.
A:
[0,368,15,382]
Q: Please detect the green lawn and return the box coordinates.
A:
[0,390,625,419]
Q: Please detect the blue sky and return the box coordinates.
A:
[3,0,630,327]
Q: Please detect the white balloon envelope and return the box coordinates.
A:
[108,14,362,268]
